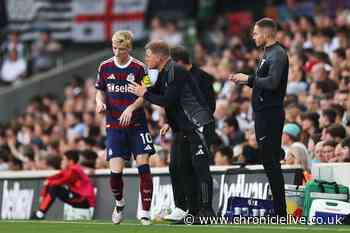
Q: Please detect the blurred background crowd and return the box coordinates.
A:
[1,0,350,176]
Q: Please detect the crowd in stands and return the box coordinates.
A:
[1,2,350,174]
[0,30,62,86]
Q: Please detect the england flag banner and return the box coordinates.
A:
[6,0,147,42]
[72,0,148,42]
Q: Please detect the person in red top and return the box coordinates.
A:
[31,150,96,220]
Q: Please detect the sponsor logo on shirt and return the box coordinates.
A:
[107,83,130,93]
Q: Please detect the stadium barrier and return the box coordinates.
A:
[0,165,302,220]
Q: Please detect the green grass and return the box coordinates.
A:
[0,220,350,233]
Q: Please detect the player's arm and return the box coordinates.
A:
[95,64,107,113]
[47,168,78,186]
[143,70,185,107]
[119,96,144,126]
[129,68,186,107]
[96,90,106,114]
[120,69,151,126]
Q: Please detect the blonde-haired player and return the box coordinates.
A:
[95,30,155,225]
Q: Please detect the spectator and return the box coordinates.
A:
[319,109,337,129]
[287,65,307,95]
[0,148,10,171]
[339,137,350,162]
[36,152,62,170]
[163,21,183,46]
[300,112,320,136]
[299,111,320,144]
[322,123,347,142]
[214,146,234,166]
[221,116,245,147]
[80,149,98,170]
[0,49,27,85]
[313,141,325,163]
[1,31,26,58]
[65,112,86,143]
[236,98,254,131]
[21,145,37,170]
[8,157,23,171]
[282,123,301,155]
[77,137,96,151]
[240,129,259,164]
[31,30,61,72]
[322,140,337,162]
[149,16,166,42]
[285,142,310,172]
[307,133,322,162]
[334,142,344,163]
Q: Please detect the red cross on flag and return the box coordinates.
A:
[72,0,148,42]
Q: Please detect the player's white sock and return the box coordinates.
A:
[116,198,126,208]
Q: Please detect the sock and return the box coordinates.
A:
[138,164,153,212]
[110,172,123,201]
[38,193,54,213]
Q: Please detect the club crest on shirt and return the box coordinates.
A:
[126,73,135,82]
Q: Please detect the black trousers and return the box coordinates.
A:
[169,122,215,214]
[254,108,287,216]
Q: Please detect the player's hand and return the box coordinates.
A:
[128,80,147,97]
[119,106,134,126]
[96,101,106,114]
[160,124,170,136]
[228,73,249,84]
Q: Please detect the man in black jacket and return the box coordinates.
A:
[229,18,289,217]
[170,45,216,113]
[129,41,216,218]
[157,45,216,221]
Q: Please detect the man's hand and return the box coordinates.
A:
[228,73,249,84]
[160,124,170,136]
[128,80,147,97]
[119,105,134,126]
[96,101,106,114]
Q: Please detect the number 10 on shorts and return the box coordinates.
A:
[140,133,153,145]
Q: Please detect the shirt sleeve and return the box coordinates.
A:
[140,66,152,88]
[95,63,106,91]
[47,168,78,186]
[144,67,187,107]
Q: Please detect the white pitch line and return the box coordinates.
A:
[0,220,350,232]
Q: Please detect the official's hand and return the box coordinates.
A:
[119,106,134,126]
[96,101,106,114]
[228,73,249,84]
[160,124,170,136]
[128,80,147,97]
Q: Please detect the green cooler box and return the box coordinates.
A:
[304,179,349,218]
